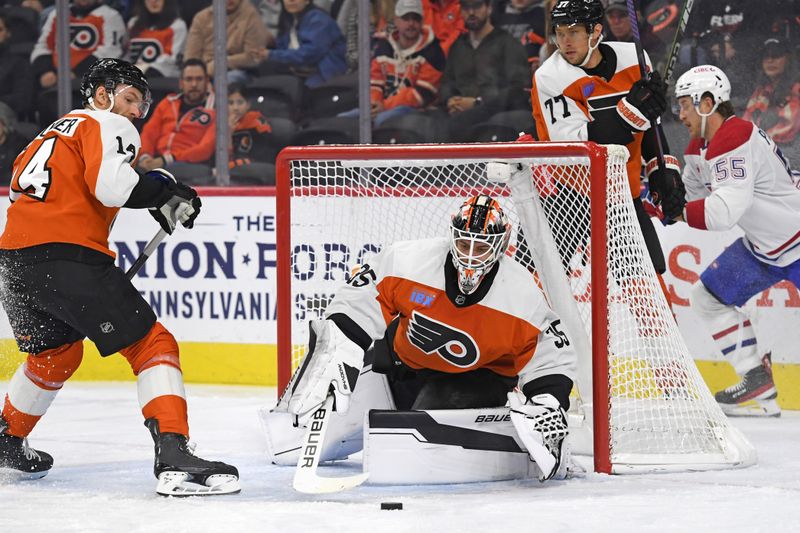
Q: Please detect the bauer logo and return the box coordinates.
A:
[406,311,480,368]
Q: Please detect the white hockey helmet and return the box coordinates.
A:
[674,65,731,114]
[450,195,511,295]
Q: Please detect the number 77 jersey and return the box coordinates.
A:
[2,109,143,258]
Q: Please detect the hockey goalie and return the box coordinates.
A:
[263,194,578,486]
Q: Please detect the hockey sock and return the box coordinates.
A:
[690,283,759,375]
[121,322,188,436]
[2,341,83,437]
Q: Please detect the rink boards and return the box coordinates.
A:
[0,188,797,408]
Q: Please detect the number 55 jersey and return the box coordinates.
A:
[324,238,577,393]
[2,109,143,258]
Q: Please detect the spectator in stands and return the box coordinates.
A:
[366,0,445,126]
[338,0,396,71]
[0,12,35,119]
[184,0,272,84]
[438,0,528,141]
[423,0,464,55]
[744,38,800,163]
[255,0,283,36]
[31,0,126,125]
[603,0,664,70]
[227,82,275,183]
[0,102,26,186]
[137,58,216,184]
[490,0,545,74]
[538,0,557,64]
[254,0,347,88]
[126,0,186,78]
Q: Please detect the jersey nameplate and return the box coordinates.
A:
[39,117,86,138]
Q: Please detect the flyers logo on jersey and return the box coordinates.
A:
[406,311,480,368]
[129,39,164,63]
[70,24,99,50]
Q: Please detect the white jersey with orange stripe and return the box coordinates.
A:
[323,238,577,391]
[682,116,800,267]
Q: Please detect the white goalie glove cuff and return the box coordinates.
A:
[508,390,569,482]
[276,319,365,426]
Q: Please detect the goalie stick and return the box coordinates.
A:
[292,394,369,494]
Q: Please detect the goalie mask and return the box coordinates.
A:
[450,195,511,295]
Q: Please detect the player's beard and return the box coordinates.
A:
[465,14,488,32]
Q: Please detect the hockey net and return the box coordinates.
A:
[275,142,755,474]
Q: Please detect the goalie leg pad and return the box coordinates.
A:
[261,367,394,466]
[364,407,540,484]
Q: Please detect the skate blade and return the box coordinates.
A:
[156,471,241,497]
[719,398,781,418]
[0,467,49,482]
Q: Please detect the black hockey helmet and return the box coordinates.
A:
[80,58,152,117]
[550,0,605,33]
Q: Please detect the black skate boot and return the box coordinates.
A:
[145,418,240,496]
[715,353,780,417]
[0,416,53,480]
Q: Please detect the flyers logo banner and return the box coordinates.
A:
[407,311,480,368]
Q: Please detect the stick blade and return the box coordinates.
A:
[293,471,369,494]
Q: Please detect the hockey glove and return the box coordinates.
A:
[646,155,686,220]
[617,71,668,131]
[276,319,364,427]
[147,169,202,235]
[508,390,569,482]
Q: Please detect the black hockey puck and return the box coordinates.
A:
[380,502,403,510]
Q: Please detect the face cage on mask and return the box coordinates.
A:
[87,82,152,119]
[450,226,509,294]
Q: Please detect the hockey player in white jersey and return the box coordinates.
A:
[668,65,800,417]
[268,195,578,483]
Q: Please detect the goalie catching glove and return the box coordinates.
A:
[508,390,569,482]
[275,319,365,426]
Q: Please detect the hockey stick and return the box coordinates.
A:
[125,228,169,280]
[292,394,369,494]
[662,0,695,84]
[626,0,668,176]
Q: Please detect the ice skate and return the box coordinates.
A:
[145,419,240,496]
[715,354,781,417]
[0,418,53,480]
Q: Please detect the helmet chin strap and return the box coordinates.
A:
[87,88,117,113]
[694,98,719,139]
[578,31,603,68]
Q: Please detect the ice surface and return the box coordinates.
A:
[1,382,799,533]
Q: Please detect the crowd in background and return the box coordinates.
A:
[1,0,800,186]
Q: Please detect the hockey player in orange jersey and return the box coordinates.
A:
[0,58,239,496]
[531,0,684,303]
[268,195,578,483]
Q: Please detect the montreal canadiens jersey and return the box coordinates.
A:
[324,238,577,388]
[683,117,800,267]
[532,41,652,198]
[2,110,143,258]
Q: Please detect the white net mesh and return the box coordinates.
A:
[279,143,755,473]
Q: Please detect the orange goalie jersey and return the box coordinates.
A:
[2,110,143,258]
[531,41,652,198]
[324,238,577,387]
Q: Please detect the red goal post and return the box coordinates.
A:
[275,141,756,474]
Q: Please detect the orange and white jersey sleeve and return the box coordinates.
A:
[3,109,142,256]
[79,110,142,207]
[531,52,591,141]
[324,238,577,384]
